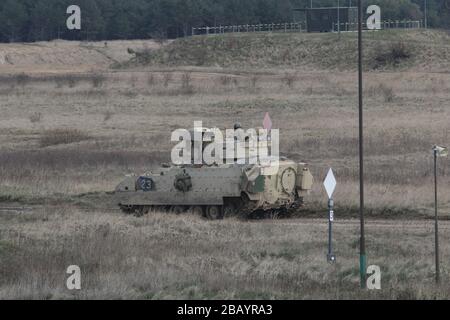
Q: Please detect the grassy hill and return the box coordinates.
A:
[122,29,450,72]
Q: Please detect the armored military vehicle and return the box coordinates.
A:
[114,126,313,219]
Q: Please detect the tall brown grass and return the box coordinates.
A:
[39,129,91,147]
[1,209,449,299]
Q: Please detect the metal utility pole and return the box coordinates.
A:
[424,0,428,29]
[432,145,448,284]
[434,147,439,284]
[357,0,366,289]
[338,0,341,36]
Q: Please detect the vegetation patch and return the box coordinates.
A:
[120,30,449,72]
[373,41,413,69]
[39,129,91,147]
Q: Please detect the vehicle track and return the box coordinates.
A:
[1,203,448,231]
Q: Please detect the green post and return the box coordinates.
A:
[360,254,366,288]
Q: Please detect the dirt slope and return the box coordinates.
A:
[0,39,163,74]
[1,30,449,74]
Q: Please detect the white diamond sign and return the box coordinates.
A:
[323,168,337,199]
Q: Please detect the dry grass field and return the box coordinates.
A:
[0,30,449,299]
[2,209,450,299]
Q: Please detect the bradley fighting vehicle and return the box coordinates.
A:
[114,125,314,219]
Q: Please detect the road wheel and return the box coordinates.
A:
[205,205,223,220]
[223,203,238,218]
[119,204,135,215]
[134,206,147,217]
[189,206,204,217]
[170,206,186,215]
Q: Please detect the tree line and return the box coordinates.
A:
[0,0,449,42]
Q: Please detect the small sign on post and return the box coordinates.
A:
[324,168,337,263]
